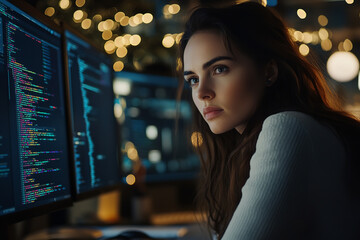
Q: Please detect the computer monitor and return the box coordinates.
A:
[63,26,121,200]
[0,0,72,223]
[114,71,200,183]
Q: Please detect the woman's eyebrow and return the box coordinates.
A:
[202,56,233,69]
[183,56,233,76]
[184,71,194,76]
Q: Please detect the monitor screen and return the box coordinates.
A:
[64,29,121,198]
[0,0,71,221]
[114,71,200,182]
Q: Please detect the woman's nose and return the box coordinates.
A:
[196,77,215,101]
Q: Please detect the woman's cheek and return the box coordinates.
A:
[192,91,202,113]
[224,76,248,102]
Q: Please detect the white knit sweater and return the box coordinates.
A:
[222,111,360,239]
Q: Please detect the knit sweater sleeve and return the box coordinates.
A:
[222,112,313,240]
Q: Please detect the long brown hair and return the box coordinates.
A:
[177,2,360,239]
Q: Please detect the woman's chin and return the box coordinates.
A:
[208,124,231,135]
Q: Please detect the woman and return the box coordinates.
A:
[177,1,360,239]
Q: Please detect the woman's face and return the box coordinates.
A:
[183,30,266,134]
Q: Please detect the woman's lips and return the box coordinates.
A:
[203,107,224,120]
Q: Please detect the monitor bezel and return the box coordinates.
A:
[61,22,122,202]
[0,0,73,224]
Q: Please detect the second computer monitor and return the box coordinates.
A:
[63,28,121,199]
[114,71,200,182]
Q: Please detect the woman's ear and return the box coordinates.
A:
[264,59,278,87]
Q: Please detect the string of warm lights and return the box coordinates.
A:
[288,2,359,89]
[44,0,182,73]
[43,0,359,89]
[290,6,355,54]
[163,3,181,19]
[162,32,183,48]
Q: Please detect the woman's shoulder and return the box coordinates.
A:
[261,110,336,138]
[259,110,348,161]
[259,110,319,139]
[250,111,313,160]
[262,110,360,141]
[258,110,346,152]
[263,110,318,128]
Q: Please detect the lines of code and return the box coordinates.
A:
[66,31,120,195]
[0,152,10,178]
[7,21,66,205]
[0,0,71,218]
[78,58,98,188]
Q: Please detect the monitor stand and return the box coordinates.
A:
[24,227,103,240]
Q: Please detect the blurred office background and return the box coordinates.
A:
[7,0,360,238]
[26,0,360,112]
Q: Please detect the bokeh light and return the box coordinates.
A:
[142,13,153,24]
[113,79,131,96]
[59,0,70,10]
[303,32,312,44]
[114,36,123,47]
[75,0,86,7]
[119,16,129,26]
[162,35,175,48]
[146,125,158,140]
[168,4,180,14]
[297,9,307,19]
[299,44,310,56]
[104,40,115,52]
[129,17,137,27]
[73,10,84,21]
[93,14,102,22]
[102,30,113,40]
[294,31,304,42]
[149,150,161,163]
[127,147,138,160]
[134,13,143,25]
[113,61,124,72]
[81,18,91,29]
[98,21,105,32]
[191,132,203,147]
[116,46,128,58]
[318,28,329,40]
[114,103,123,118]
[321,39,332,51]
[130,35,141,46]
[115,12,125,22]
[104,19,114,30]
[126,174,136,185]
[343,39,353,52]
[318,15,328,26]
[44,7,55,17]
[122,34,131,45]
[327,51,359,82]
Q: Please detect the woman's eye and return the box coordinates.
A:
[186,77,199,87]
[214,65,228,74]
